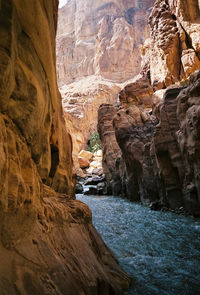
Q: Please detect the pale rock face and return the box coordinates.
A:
[60,75,121,174]
[56,0,155,85]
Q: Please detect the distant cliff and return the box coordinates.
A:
[56,0,155,85]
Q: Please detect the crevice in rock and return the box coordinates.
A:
[179,22,200,60]
[49,144,59,178]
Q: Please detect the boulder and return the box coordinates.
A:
[75,183,84,194]
[78,150,93,162]
[78,157,90,168]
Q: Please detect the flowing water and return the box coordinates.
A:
[76,194,200,295]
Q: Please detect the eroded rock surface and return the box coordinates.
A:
[0,0,130,293]
[61,76,121,175]
[56,0,155,85]
[148,0,200,89]
[111,72,200,216]
[98,104,126,196]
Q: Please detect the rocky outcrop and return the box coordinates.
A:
[151,72,200,215]
[98,104,126,196]
[111,72,200,216]
[99,0,200,216]
[148,0,200,89]
[0,0,130,293]
[56,0,155,85]
[113,105,160,203]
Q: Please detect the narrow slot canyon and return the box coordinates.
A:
[0,0,200,294]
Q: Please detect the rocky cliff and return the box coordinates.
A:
[56,0,155,85]
[0,0,130,293]
[56,0,155,171]
[98,104,126,196]
[148,0,200,89]
[99,0,200,216]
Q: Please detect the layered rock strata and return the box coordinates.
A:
[56,0,155,85]
[0,0,130,293]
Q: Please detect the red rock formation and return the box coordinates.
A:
[0,0,130,293]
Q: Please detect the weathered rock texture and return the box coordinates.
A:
[0,0,130,293]
[148,0,200,89]
[56,0,155,85]
[113,107,160,203]
[98,0,200,216]
[98,104,126,196]
[111,72,200,216]
[60,76,121,175]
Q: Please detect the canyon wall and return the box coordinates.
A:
[60,76,121,175]
[0,0,130,293]
[99,0,200,216]
[148,0,200,89]
[56,0,155,85]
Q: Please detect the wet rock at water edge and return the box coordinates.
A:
[97,182,107,195]
[75,183,84,194]
[149,201,163,211]
[84,186,98,195]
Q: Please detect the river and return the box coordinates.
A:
[76,194,200,295]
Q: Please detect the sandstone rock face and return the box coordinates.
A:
[0,0,130,293]
[148,0,200,89]
[111,72,200,216]
[113,106,160,203]
[61,76,121,174]
[152,73,200,215]
[56,0,155,85]
[98,104,126,196]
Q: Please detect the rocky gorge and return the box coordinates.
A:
[97,0,200,217]
[0,0,200,294]
[57,0,200,216]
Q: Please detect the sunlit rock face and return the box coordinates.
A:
[56,0,155,85]
[0,0,130,293]
[56,0,155,172]
[60,76,121,175]
[148,0,200,89]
